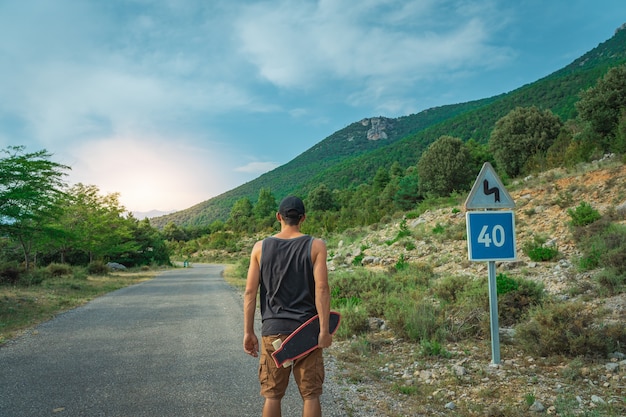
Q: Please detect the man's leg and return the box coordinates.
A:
[302,398,321,417]
[263,398,282,417]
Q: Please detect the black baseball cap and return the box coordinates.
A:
[278,196,305,218]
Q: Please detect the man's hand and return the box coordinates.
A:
[243,333,259,357]
[318,332,333,349]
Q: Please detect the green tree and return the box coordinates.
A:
[0,146,69,269]
[227,197,254,232]
[162,222,189,241]
[417,136,473,197]
[576,64,626,151]
[394,168,420,210]
[120,218,170,266]
[489,106,562,177]
[373,167,390,191]
[253,188,277,229]
[308,184,336,212]
[55,184,139,263]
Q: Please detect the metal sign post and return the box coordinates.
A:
[464,163,516,365]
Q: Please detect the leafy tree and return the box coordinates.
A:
[373,167,390,191]
[163,222,189,241]
[227,197,254,232]
[489,106,562,177]
[119,218,170,266]
[308,184,336,212]
[576,64,626,151]
[253,188,277,229]
[389,161,404,179]
[394,168,420,210]
[0,146,69,269]
[417,136,473,197]
[465,139,494,175]
[54,184,139,263]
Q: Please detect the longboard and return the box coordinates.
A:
[271,311,341,368]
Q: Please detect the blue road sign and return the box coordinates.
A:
[466,211,516,261]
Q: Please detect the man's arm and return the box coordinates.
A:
[311,238,332,348]
[243,241,262,357]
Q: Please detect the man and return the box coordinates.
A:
[243,196,332,417]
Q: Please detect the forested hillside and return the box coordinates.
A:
[152,26,626,229]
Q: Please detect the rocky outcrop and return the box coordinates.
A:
[361,117,392,141]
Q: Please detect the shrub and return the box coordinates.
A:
[385,295,445,342]
[394,254,409,271]
[515,301,615,357]
[576,222,626,278]
[334,301,369,339]
[0,263,21,285]
[432,275,470,304]
[46,263,73,277]
[496,273,518,294]
[567,201,601,226]
[595,267,626,295]
[391,262,434,288]
[498,277,545,327]
[87,261,109,276]
[523,236,559,262]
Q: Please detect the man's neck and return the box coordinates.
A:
[275,225,303,239]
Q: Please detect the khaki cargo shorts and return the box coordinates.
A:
[259,335,324,400]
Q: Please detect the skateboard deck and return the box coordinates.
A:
[271,311,341,368]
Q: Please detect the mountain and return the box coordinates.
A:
[132,209,177,220]
[151,25,626,229]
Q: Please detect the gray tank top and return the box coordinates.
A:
[260,235,316,336]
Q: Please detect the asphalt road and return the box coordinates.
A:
[0,264,347,417]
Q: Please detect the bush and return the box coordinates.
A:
[46,263,73,277]
[0,263,21,285]
[498,277,545,327]
[87,261,109,276]
[385,295,445,342]
[515,301,616,357]
[496,273,518,294]
[334,301,369,339]
[567,201,601,226]
[433,275,470,304]
[576,222,626,279]
[523,236,559,262]
[595,267,626,295]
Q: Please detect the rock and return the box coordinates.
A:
[591,395,605,405]
[451,365,467,376]
[361,256,380,266]
[444,401,455,410]
[106,262,127,270]
[529,401,545,412]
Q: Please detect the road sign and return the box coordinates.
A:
[464,162,515,209]
[466,211,516,261]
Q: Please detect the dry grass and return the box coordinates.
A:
[0,270,157,345]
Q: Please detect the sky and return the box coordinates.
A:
[0,1,624,214]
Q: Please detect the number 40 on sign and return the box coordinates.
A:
[466,211,516,261]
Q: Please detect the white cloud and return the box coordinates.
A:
[235,0,512,89]
[234,161,279,174]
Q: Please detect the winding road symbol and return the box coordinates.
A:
[483,179,500,202]
[464,162,515,209]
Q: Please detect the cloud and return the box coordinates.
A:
[234,161,279,174]
[235,0,512,90]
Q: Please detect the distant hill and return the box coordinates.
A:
[132,209,177,220]
[151,25,626,229]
